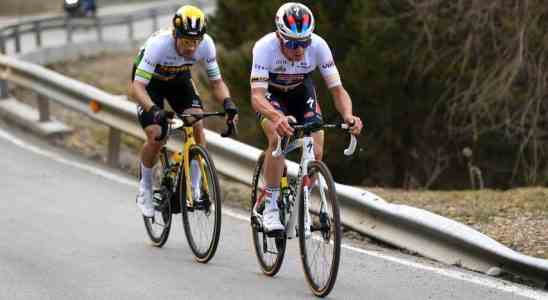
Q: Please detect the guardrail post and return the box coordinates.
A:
[0,32,6,97]
[151,9,158,32]
[107,128,121,167]
[127,16,134,41]
[95,18,103,42]
[37,95,50,122]
[0,80,8,99]
[33,21,42,48]
[0,34,6,54]
[14,26,21,53]
[66,19,73,43]
[0,33,7,98]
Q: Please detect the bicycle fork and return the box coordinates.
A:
[286,136,315,239]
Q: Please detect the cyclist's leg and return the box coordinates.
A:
[259,92,287,232]
[130,64,165,168]
[260,93,287,188]
[135,84,166,216]
[138,85,166,169]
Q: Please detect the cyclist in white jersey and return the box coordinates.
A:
[250,2,363,232]
[130,5,239,217]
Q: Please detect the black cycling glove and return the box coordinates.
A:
[149,105,173,125]
[223,98,239,117]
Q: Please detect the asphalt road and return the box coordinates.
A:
[0,123,546,300]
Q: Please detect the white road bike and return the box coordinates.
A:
[250,120,357,297]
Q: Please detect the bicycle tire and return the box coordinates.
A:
[251,152,287,276]
[143,149,172,247]
[180,144,222,263]
[298,160,341,297]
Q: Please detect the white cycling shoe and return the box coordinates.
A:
[136,186,154,218]
[263,208,284,232]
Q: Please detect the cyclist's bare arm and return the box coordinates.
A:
[251,87,293,136]
[329,84,363,135]
[131,80,155,112]
[209,78,231,105]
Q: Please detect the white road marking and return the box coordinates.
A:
[0,127,545,300]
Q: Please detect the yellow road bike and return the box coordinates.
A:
[141,112,234,263]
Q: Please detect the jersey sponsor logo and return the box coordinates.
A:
[156,64,193,74]
[306,97,314,109]
[275,59,289,65]
[271,73,305,85]
[321,61,335,69]
[254,64,268,71]
[251,76,269,82]
[144,58,155,66]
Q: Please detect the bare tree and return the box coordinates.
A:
[402,0,548,185]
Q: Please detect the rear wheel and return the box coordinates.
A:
[251,152,287,276]
[298,160,341,297]
[143,149,172,247]
[181,144,221,263]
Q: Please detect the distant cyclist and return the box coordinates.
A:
[250,2,363,232]
[130,5,239,217]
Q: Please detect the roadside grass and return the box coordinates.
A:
[0,0,61,16]
[36,51,548,260]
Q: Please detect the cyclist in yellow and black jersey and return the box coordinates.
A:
[130,5,238,217]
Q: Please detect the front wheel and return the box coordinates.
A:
[180,144,222,263]
[298,160,341,297]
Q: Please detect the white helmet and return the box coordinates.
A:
[275,2,315,40]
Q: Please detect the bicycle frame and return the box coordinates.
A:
[167,117,211,208]
[279,135,317,239]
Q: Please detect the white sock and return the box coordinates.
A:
[266,187,280,211]
[140,162,152,190]
[191,159,201,191]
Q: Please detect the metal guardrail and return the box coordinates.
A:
[0,3,182,55]
[1,2,548,289]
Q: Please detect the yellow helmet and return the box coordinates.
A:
[173,5,206,39]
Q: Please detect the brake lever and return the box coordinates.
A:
[341,122,358,156]
[220,116,238,138]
